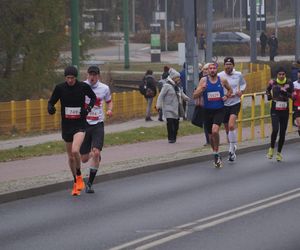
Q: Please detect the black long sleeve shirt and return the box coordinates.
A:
[48,80,96,128]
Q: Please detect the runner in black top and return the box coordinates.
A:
[266,66,293,162]
[48,65,96,196]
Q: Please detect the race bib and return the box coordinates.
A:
[65,107,81,119]
[87,109,101,120]
[298,106,300,110]
[275,101,287,110]
[207,91,221,101]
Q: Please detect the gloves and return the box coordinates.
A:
[80,106,91,118]
[47,103,56,115]
[267,94,272,101]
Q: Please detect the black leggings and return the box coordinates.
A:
[270,110,289,153]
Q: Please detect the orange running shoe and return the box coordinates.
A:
[76,175,85,191]
[71,183,80,196]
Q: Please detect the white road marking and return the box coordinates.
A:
[109,187,300,250]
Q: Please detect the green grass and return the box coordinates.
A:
[0,104,272,162]
[0,122,202,162]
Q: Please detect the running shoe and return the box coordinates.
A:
[276,152,283,162]
[214,154,223,168]
[267,147,274,159]
[76,175,85,191]
[71,183,80,196]
[228,145,237,162]
[85,182,95,194]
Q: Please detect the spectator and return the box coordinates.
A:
[139,70,157,121]
[157,65,170,121]
[199,33,206,63]
[291,60,300,82]
[180,63,187,119]
[259,31,268,57]
[268,33,278,62]
[156,68,189,143]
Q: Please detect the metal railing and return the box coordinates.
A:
[0,63,271,135]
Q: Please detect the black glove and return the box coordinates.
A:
[267,94,272,101]
[47,103,56,115]
[80,106,92,118]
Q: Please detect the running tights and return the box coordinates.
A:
[270,111,289,153]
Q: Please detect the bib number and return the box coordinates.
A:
[207,91,221,101]
[65,107,81,119]
[275,101,287,110]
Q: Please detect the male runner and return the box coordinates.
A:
[80,66,113,193]
[48,66,96,196]
[193,63,232,168]
[218,57,246,162]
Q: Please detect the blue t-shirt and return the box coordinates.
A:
[203,76,224,109]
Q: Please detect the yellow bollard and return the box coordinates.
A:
[260,93,266,139]
[251,94,255,140]
[40,99,45,131]
[237,95,243,142]
[10,100,16,129]
[26,99,31,132]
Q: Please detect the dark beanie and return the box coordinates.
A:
[276,66,286,74]
[64,66,78,77]
[224,56,235,65]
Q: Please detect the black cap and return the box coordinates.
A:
[64,66,78,77]
[87,66,100,74]
[276,66,287,74]
[224,57,235,65]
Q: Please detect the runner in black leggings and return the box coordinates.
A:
[266,67,293,162]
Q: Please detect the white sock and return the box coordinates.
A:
[228,130,237,153]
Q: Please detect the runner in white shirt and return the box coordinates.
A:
[218,57,246,162]
[80,66,113,193]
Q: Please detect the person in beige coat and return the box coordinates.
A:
[156,68,189,143]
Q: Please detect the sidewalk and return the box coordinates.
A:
[0,116,299,204]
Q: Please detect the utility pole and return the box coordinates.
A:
[250,0,257,62]
[275,0,278,37]
[296,0,300,60]
[206,0,213,62]
[71,0,80,72]
[123,0,130,69]
[132,0,135,33]
[239,0,242,31]
[183,0,198,120]
[165,0,168,51]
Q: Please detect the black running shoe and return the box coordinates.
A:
[214,154,223,168]
[85,182,95,194]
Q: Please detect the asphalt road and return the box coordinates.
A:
[1,143,300,250]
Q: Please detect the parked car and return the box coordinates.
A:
[212,32,250,44]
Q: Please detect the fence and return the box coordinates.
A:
[0,63,270,135]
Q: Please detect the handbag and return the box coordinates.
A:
[191,105,204,128]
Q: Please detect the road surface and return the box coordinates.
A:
[1,142,300,250]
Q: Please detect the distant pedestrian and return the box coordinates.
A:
[193,63,232,168]
[266,67,293,161]
[268,33,278,62]
[139,70,157,121]
[259,31,268,57]
[47,66,96,196]
[199,33,206,63]
[80,66,113,194]
[157,65,170,121]
[291,60,300,82]
[156,68,189,143]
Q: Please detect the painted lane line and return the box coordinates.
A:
[109,187,300,250]
[136,191,300,250]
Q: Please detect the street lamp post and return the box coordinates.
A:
[117,15,121,61]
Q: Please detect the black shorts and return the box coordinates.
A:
[80,122,104,155]
[204,108,225,134]
[61,127,85,143]
[223,103,241,124]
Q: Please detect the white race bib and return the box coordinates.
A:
[207,91,221,101]
[87,109,101,120]
[298,106,300,110]
[65,107,81,119]
[275,101,287,110]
